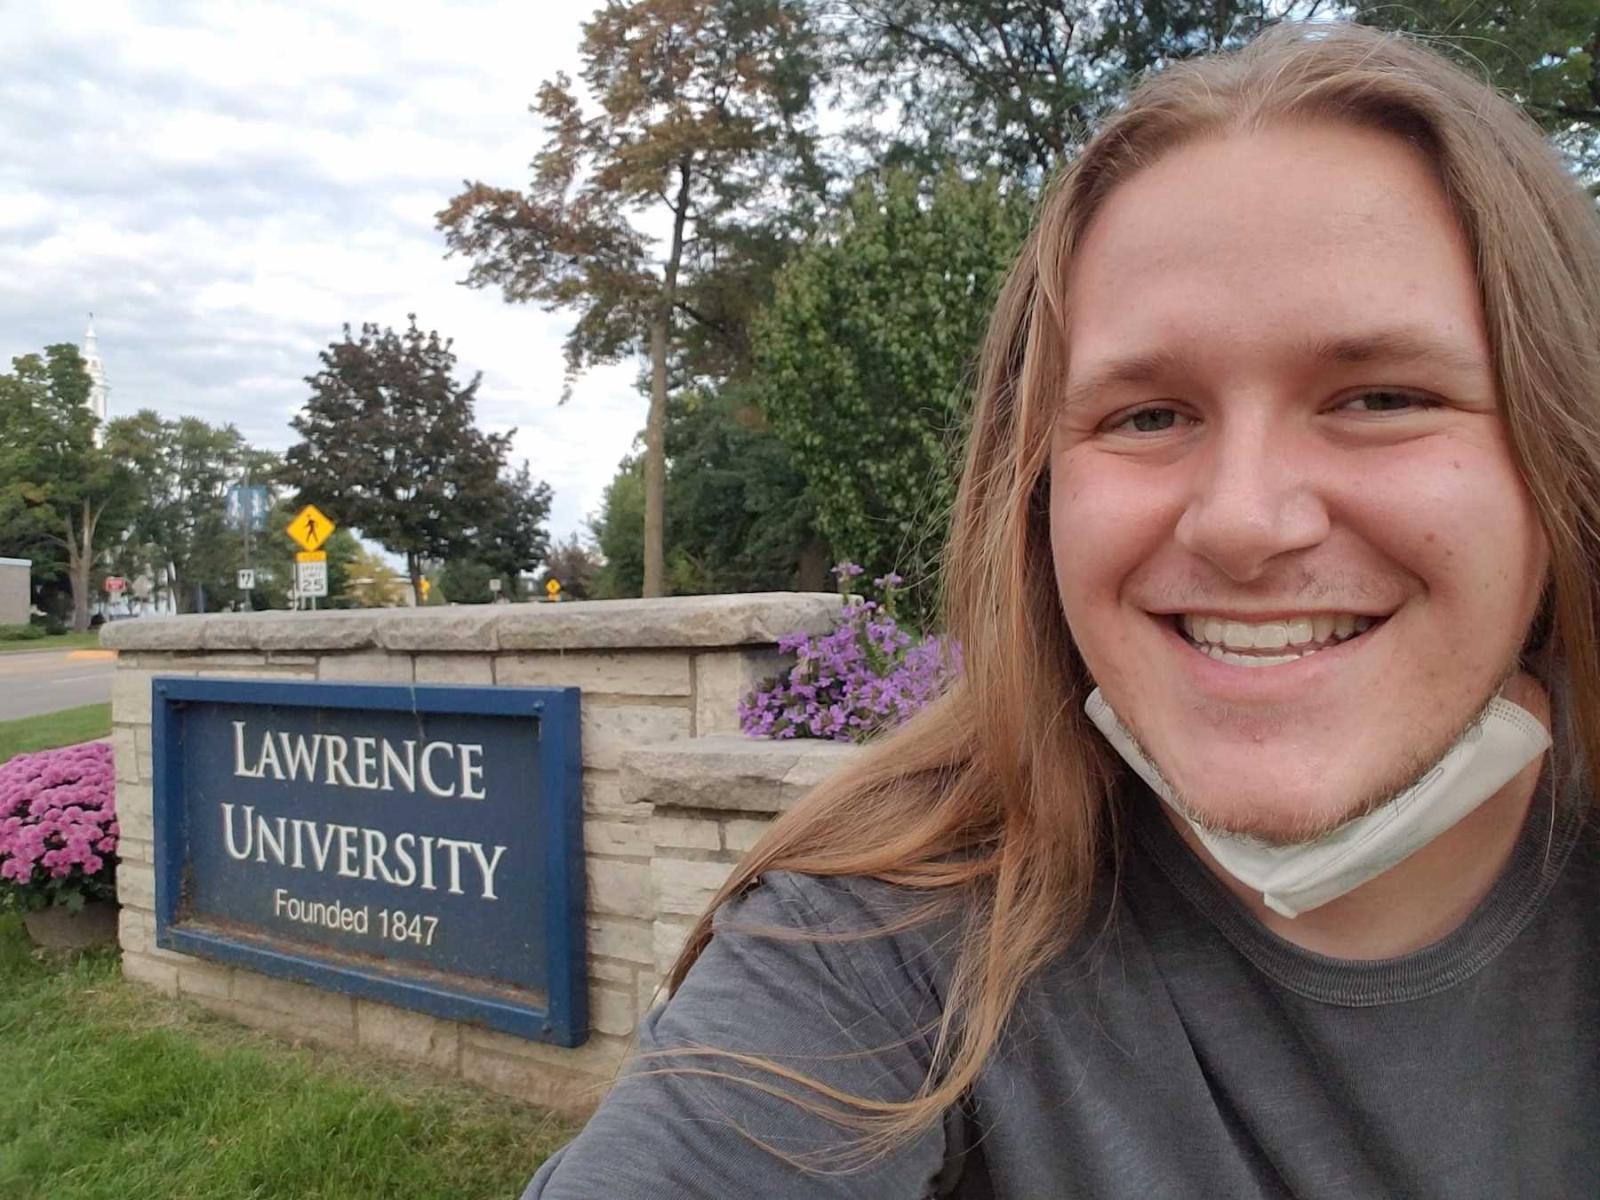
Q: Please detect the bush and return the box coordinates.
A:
[0,742,118,912]
[739,564,961,743]
[0,623,47,642]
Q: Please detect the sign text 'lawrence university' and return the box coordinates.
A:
[152,678,586,1045]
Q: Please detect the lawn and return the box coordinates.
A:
[0,703,113,763]
[0,915,574,1199]
[0,631,104,655]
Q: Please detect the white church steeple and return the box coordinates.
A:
[82,314,108,442]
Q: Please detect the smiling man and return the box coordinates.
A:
[525,24,1600,1200]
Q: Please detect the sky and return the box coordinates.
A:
[0,1,648,546]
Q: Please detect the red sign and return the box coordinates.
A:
[104,576,126,593]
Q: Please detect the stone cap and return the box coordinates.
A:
[622,734,861,814]
[101,591,844,654]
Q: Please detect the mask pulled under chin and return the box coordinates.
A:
[1084,688,1551,919]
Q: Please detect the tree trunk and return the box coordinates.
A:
[66,499,95,632]
[643,158,695,598]
[796,536,831,593]
[408,552,423,607]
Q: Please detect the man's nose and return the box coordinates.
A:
[1172,421,1330,582]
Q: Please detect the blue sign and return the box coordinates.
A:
[151,678,586,1045]
[224,485,270,532]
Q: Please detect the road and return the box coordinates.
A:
[0,649,116,721]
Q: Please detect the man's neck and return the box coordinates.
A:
[1172,674,1552,960]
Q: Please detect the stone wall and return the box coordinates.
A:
[0,557,30,625]
[102,593,859,1115]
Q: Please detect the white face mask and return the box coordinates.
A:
[1084,688,1551,918]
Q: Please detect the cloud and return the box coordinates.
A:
[0,0,646,543]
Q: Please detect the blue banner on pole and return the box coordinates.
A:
[151,678,587,1045]
[224,485,270,532]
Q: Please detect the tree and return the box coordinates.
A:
[0,345,135,630]
[105,411,269,613]
[753,167,1033,622]
[829,2,1599,187]
[475,461,554,598]
[338,547,410,607]
[438,558,498,605]
[437,0,825,596]
[536,533,603,600]
[283,317,538,605]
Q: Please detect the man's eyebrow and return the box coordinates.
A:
[1061,328,1490,414]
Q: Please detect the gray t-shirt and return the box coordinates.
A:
[524,768,1598,1198]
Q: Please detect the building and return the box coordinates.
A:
[0,558,30,625]
[82,315,109,443]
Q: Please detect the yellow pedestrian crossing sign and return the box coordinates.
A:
[287,504,335,552]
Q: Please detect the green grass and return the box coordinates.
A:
[0,704,113,763]
[0,632,104,655]
[0,915,575,1199]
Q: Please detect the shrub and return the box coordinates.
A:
[0,741,118,912]
[0,623,47,641]
[739,564,961,743]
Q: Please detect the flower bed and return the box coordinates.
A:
[0,741,118,912]
[739,564,961,742]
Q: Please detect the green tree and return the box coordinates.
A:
[338,546,410,608]
[438,558,497,605]
[105,411,270,613]
[0,345,135,630]
[437,0,825,597]
[536,533,603,600]
[753,167,1033,622]
[475,461,554,598]
[282,317,537,605]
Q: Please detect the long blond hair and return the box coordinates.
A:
[664,20,1600,1160]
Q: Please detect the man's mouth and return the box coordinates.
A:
[1172,612,1387,668]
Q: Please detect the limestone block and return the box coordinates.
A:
[205,998,357,1050]
[465,1025,634,1079]
[356,999,461,1073]
[102,617,206,652]
[692,649,789,736]
[112,725,139,783]
[653,917,696,978]
[637,972,666,1017]
[233,971,357,1036]
[583,820,653,859]
[586,858,653,919]
[119,905,156,954]
[112,668,187,725]
[653,857,735,918]
[494,592,843,651]
[319,652,414,683]
[587,958,638,986]
[587,914,652,964]
[590,984,637,1038]
[122,951,179,995]
[116,782,153,840]
[583,703,690,771]
[176,960,234,1001]
[582,771,645,821]
[649,815,720,852]
[117,836,154,867]
[622,735,859,814]
[459,1043,610,1116]
[413,654,494,685]
[377,607,502,653]
[135,725,152,781]
[496,650,692,696]
[255,610,383,652]
[722,816,773,854]
[117,862,156,911]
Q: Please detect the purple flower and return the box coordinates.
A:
[0,741,117,910]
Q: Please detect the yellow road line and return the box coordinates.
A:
[67,649,116,660]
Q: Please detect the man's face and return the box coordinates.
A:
[1050,122,1548,842]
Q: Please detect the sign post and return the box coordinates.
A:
[286,505,336,610]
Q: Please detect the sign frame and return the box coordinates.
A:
[150,677,587,1046]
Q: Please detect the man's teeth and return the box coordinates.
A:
[1178,613,1375,665]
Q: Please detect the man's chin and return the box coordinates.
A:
[1161,785,1377,848]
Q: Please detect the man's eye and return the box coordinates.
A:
[1110,406,1188,434]
[1337,390,1439,414]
